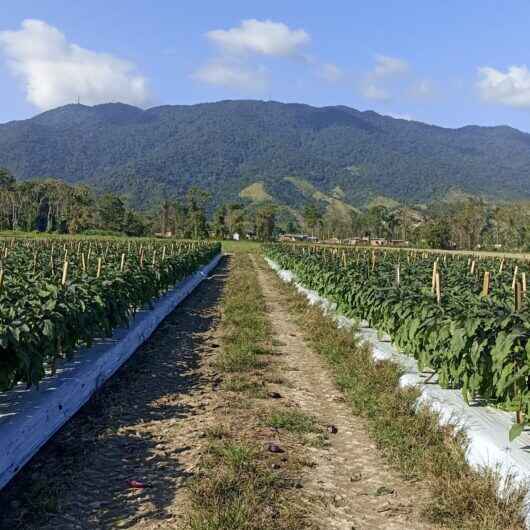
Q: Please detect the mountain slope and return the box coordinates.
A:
[1,100,530,210]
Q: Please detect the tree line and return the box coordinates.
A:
[0,169,278,241]
[2,168,529,250]
[302,198,530,251]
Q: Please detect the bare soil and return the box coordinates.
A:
[0,254,441,530]
[253,255,438,530]
[0,259,229,530]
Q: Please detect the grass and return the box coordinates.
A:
[265,407,318,434]
[215,256,269,373]
[188,439,303,530]
[267,258,527,530]
[221,240,262,254]
[222,375,267,398]
[186,253,313,530]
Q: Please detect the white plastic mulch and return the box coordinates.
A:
[265,256,530,525]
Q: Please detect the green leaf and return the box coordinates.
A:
[509,422,525,442]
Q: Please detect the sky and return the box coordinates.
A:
[1,1,530,131]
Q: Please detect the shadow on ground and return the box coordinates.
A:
[0,257,230,530]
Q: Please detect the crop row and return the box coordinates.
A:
[264,243,530,439]
[0,238,220,391]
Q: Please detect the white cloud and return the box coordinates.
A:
[318,63,343,83]
[373,54,409,78]
[192,60,267,91]
[409,79,435,98]
[360,54,409,102]
[0,19,150,110]
[206,19,309,57]
[477,65,530,108]
[361,82,390,101]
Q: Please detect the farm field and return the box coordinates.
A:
[0,236,220,391]
[265,243,530,438]
[0,241,527,529]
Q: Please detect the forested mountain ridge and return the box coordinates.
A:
[1,100,530,211]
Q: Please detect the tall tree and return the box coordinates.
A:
[303,204,323,236]
[255,204,276,241]
[186,187,210,239]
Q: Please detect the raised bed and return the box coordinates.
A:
[0,253,221,490]
[265,256,530,527]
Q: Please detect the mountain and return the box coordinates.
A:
[1,100,530,213]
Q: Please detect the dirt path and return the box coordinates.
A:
[0,258,229,530]
[253,256,437,530]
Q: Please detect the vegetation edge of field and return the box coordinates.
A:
[266,258,527,530]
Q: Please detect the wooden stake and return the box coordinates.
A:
[81,253,86,272]
[0,268,4,289]
[396,264,400,287]
[120,253,126,272]
[96,257,102,279]
[431,261,438,293]
[512,266,519,291]
[482,271,490,297]
[515,281,523,311]
[499,258,505,273]
[435,272,441,304]
[523,272,527,294]
[61,260,69,286]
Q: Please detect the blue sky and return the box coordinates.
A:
[1,1,530,130]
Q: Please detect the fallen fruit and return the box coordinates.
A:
[266,443,285,453]
[128,479,147,489]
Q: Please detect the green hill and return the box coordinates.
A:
[1,100,530,213]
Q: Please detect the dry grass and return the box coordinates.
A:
[186,254,315,530]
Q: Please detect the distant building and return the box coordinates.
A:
[278,233,318,242]
[233,232,240,241]
[321,237,341,245]
[388,239,409,247]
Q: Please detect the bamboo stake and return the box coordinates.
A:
[523,272,527,295]
[0,268,4,289]
[120,253,126,272]
[482,271,490,297]
[96,257,102,279]
[431,261,438,293]
[61,259,69,286]
[515,281,523,311]
[435,272,441,304]
[512,266,519,291]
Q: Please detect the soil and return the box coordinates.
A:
[0,253,439,530]
[253,255,438,530]
[0,258,230,530]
